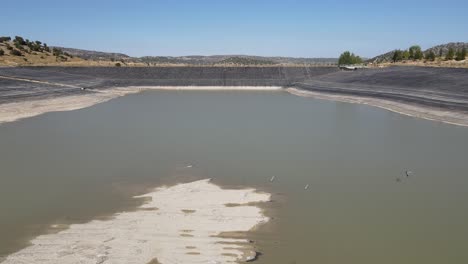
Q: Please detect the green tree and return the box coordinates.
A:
[10,49,22,56]
[438,49,443,57]
[0,49,4,56]
[338,51,363,65]
[455,47,466,61]
[446,48,455,60]
[392,50,404,62]
[52,47,63,56]
[28,42,41,52]
[0,36,11,43]
[408,45,423,60]
[115,62,122,67]
[401,50,410,60]
[414,50,423,60]
[408,46,415,59]
[14,36,26,45]
[425,51,436,61]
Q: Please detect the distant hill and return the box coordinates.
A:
[370,42,468,63]
[139,55,337,66]
[369,50,395,63]
[53,47,130,61]
[1,35,338,66]
[37,47,339,66]
[424,42,468,57]
[2,35,466,67]
[217,56,276,65]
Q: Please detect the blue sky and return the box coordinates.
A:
[2,0,467,58]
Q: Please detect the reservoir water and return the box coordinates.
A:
[1,90,468,263]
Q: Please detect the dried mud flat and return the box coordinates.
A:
[2,179,271,264]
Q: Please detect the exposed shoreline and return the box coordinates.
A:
[0,86,282,125]
[2,84,468,128]
[287,87,468,127]
[2,179,271,264]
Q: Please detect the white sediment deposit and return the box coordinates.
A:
[0,88,139,124]
[0,86,282,125]
[2,179,271,264]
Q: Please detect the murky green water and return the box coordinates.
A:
[1,90,468,263]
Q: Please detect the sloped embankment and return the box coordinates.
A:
[290,66,468,126]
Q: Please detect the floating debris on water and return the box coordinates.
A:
[270,176,275,182]
[304,184,309,190]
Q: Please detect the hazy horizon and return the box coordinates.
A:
[3,0,468,58]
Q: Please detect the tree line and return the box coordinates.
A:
[0,35,73,61]
[338,45,466,66]
[392,45,466,62]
